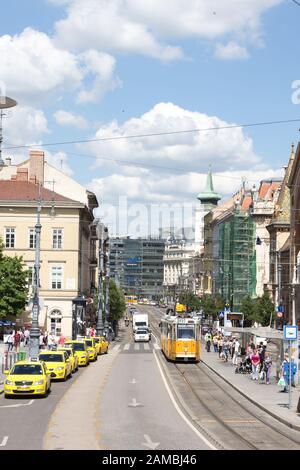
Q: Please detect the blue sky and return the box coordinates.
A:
[1,0,300,235]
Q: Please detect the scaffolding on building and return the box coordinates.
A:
[218,209,256,311]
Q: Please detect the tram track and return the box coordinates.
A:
[145,306,300,450]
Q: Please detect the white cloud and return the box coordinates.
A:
[53,0,282,59]
[86,102,261,174]
[215,41,249,60]
[0,28,120,104]
[54,110,88,129]
[45,150,74,177]
[83,101,283,236]
[4,105,49,147]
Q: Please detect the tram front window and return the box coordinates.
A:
[177,326,195,339]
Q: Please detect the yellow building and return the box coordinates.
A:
[0,152,98,336]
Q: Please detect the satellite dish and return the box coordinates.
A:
[0,96,17,110]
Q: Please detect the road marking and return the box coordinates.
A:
[153,343,160,350]
[142,434,160,450]
[144,343,150,350]
[128,398,142,407]
[0,399,34,409]
[0,436,8,447]
[134,344,140,351]
[130,379,138,384]
[124,343,130,350]
[152,334,216,450]
[112,344,121,352]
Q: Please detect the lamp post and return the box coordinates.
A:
[96,223,109,337]
[104,245,110,338]
[29,187,42,359]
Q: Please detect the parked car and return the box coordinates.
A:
[4,359,51,398]
[39,351,72,381]
[65,340,90,367]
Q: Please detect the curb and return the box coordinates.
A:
[201,358,300,432]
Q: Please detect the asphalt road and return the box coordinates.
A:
[0,314,212,450]
[0,369,84,450]
[98,324,211,450]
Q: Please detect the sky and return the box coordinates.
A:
[0,0,300,237]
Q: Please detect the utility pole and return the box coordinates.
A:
[96,223,109,337]
[104,238,110,338]
[29,185,42,359]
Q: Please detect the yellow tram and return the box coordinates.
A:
[160,314,201,362]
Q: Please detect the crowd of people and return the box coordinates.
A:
[4,326,97,353]
[204,330,297,391]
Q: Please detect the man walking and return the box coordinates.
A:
[232,338,240,366]
[205,331,212,352]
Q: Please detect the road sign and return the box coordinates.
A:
[284,325,298,341]
[277,312,283,318]
[276,306,284,313]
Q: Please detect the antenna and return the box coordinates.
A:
[0,96,17,166]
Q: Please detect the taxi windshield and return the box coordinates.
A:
[61,349,71,357]
[11,364,43,375]
[85,340,93,347]
[94,338,100,343]
[39,354,64,362]
[71,343,85,351]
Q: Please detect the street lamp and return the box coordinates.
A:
[29,187,42,359]
[96,223,109,337]
[29,182,56,358]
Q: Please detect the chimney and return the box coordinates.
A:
[29,150,44,185]
[16,168,28,182]
[5,157,11,166]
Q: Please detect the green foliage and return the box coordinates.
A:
[241,293,275,326]
[200,294,225,320]
[0,253,29,319]
[178,290,201,312]
[94,279,126,323]
[108,280,126,322]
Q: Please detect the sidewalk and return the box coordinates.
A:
[201,345,300,431]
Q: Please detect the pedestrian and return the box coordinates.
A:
[47,332,57,351]
[213,335,218,353]
[58,333,65,346]
[39,331,45,350]
[14,330,21,353]
[280,354,297,393]
[90,327,95,337]
[223,338,230,362]
[232,338,240,366]
[205,331,212,352]
[250,349,260,381]
[6,331,14,352]
[24,328,30,346]
[218,336,223,358]
[263,352,272,385]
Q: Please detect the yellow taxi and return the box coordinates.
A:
[94,336,109,355]
[83,337,98,362]
[65,340,90,367]
[38,350,72,381]
[58,346,79,373]
[4,360,51,398]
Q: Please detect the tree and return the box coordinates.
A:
[241,295,258,323]
[256,292,275,326]
[0,250,29,319]
[200,294,225,320]
[178,290,201,312]
[108,280,126,324]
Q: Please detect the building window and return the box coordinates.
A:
[28,228,36,249]
[51,266,63,289]
[50,309,62,335]
[5,228,15,248]
[52,229,63,249]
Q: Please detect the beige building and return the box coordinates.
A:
[0,151,98,336]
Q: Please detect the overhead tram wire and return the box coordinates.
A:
[3,117,300,152]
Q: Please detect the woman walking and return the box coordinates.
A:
[250,349,260,381]
[263,352,272,385]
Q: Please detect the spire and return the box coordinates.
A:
[197,165,221,206]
